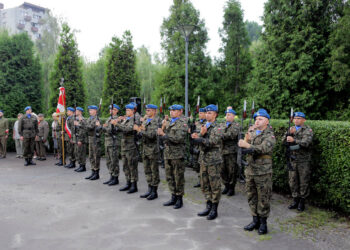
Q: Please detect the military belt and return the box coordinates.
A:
[257,155,272,160]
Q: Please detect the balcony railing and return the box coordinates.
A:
[17,23,25,30]
[24,15,32,21]
[31,26,38,32]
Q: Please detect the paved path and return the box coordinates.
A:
[0,154,325,249]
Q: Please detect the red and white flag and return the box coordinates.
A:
[65,118,72,139]
[56,87,66,114]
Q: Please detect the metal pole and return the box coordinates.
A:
[185,36,189,117]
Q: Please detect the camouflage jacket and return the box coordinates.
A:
[196,121,223,166]
[75,116,88,144]
[36,120,49,141]
[141,116,161,157]
[191,119,206,155]
[18,114,39,138]
[245,128,276,176]
[115,116,137,152]
[86,116,101,143]
[0,117,9,136]
[162,117,188,160]
[221,121,240,155]
[102,115,119,147]
[283,125,313,162]
[66,115,75,141]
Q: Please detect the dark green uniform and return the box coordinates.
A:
[0,116,9,158]
[75,116,87,166]
[66,115,76,163]
[102,115,119,178]
[192,119,206,176]
[87,116,101,171]
[35,119,49,158]
[18,114,38,161]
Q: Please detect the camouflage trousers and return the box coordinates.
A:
[165,159,185,196]
[289,161,311,199]
[75,143,86,165]
[57,138,68,162]
[23,137,35,158]
[246,173,272,218]
[0,136,7,157]
[221,153,238,187]
[201,163,222,204]
[105,145,119,177]
[35,140,46,158]
[143,155,160,186]
[88,140,101,171]
[67,141,76,162]
[122,149,138,182]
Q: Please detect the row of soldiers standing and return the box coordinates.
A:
[14,101,313,236]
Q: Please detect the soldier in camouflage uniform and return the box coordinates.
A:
[115,103,139,194]
[191,108,206,188]
[18,106,39,166]
[221,108,240,196]
[0,109,9,158]
[102,104,120,186]
[135,104,160,200]
[74,107,88,172]
[85,105,102,181]
[238,109,276,235]
[35,114,49,161]
[192,104,223,220]
[65,107,76,168]
[284,111,313,212]
[158,104,188,209]
[54,114,67,166]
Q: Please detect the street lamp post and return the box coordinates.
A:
[177,24,196,117]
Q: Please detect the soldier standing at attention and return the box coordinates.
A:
[0,109,9,158]
[102,104,120,186]
[192,108,206,188]
[192,104,223,220]
[35,114,49,161]
[74,107,88,172]
[134,104,160,200]
[284,112,313,212]
[221,108,240,196]
[115,103,139,194]
[158,104,188,209]
[65,107,77,169]
[18,106,39,166]
[85,105,102,181]
[238,109,275,235]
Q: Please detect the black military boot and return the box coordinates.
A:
[108,176,119,186]
[103,175,114,185]
[173,195,183,209]
[163,194,177,206]
[24,158,30,166]
[127,182,138,193]
[85,170,95,180]
[56,158,63,166]
[89,170,100,180]
[288,197,300,209]
[258,217,268,235]
[193,182,200,188]
[297,198,305,212]
[119,181,131,191]
[227,185,235,196]
[222,184,229,195]
[147,186,158,200]
[244,216,260,231]
[207,203,218,220]
[140,185,152,198]
[65,161,76,169]
[197,201,212,217]
[75,164,86,172]
[29,158,36,165]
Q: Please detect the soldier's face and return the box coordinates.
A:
[293,117,305,126]
[76,111,82,116]
[67,110,73,116]
[26,109,32,115]
[89,109,97,116]
[255,116,269,130]
[226,113,235,122]
[126,109,134,117]
[146,109,156,117]
[170,110,181,118]
[206,111,217,122]
[18,115,22,120]
[112,108,119,115]
[0,112,3,117]
[198,112,206,119]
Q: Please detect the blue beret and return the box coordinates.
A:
[0,110,3,113]
[88,105,98,110]
[169,104,183,110]
[109,104,120,110]
[294,112,306,118]
[125,103,135,109]
[253,109,270,120]
[225,109,237,115]
[67,107,75,112]
[199,108,206,112]
[146,104,158,109]
[24,106,31,111]
[76,107,84,112]
[130,102,137,108]
[205,104,218,112]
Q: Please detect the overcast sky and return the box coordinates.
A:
[2,0,267,61]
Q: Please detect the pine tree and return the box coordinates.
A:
[101,30,139,116]
[49,23,85,114]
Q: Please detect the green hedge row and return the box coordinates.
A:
[4,118,350,213]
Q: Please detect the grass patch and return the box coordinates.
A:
[258,235,272,241]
